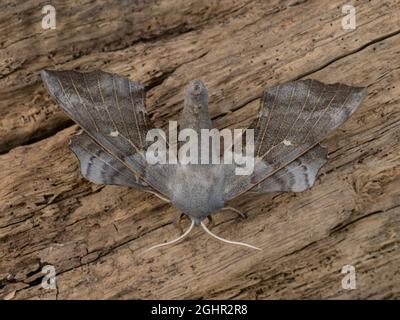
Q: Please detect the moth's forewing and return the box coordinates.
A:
[226,79,367,199]
[41,69,170,197]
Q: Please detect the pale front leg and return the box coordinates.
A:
[147,190,171,203]
[206,215,214,230]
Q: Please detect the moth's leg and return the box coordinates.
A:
[173,212,186,234]
[222,206,248,219]
[147,190,171,203]
[206,215,214,230]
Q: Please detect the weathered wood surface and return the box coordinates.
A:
[0,0,399,299]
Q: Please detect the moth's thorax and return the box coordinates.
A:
[168,164,226,223]
[179,80,212,133]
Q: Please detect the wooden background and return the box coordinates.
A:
[1,0,399,299]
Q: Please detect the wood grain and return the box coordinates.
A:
[0,0,399,299]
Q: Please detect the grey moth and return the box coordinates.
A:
[41,69,367,251]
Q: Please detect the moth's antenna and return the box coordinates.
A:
[200,221,262,251]
[145,219,195,252]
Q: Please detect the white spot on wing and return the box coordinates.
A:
[283,139,292,146]
[110,130,119,137]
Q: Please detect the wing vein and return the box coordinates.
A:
[282,80,312,143]
[271,82,297,147]
[257,86,280,157]
[112,75,130,138]
[96,74,119,133]
[82,73,107,124]
[68,74,99,132]
[128,80,144,148]
[301,86,343,144]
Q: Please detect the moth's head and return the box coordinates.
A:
[186,213,209,226]
[184,80,208,113]
[173,203,221,226]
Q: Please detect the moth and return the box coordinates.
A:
[41,69,367,251]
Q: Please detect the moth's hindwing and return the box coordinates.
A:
[70,131,150,189]
[249,144,327,193]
